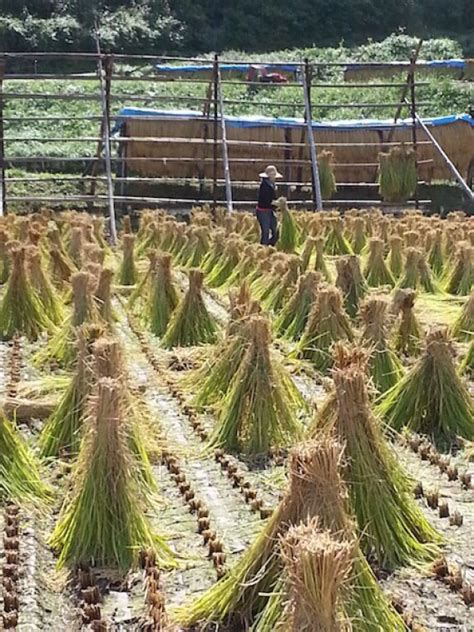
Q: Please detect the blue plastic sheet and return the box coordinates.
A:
[154,62,300,73]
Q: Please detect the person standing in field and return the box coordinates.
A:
[256,165,282,246]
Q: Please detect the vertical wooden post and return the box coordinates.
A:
[215,55,233,214]
[302,58,323,211]
[212,55,219,215]
[95,37,117,245]
[0,58,6,217]
[408,54,419,209]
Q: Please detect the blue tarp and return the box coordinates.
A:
[114,107,474,134]
[155,62,300,73]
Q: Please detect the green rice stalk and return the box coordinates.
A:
[94,268,115,325]
[0,230,10,284]
[167,222,187,258]
[92,216,109,250]
[200,229,227,275]
[318,150,337,200]
[351,217,366,255]
[26,246,64,326]
[364,238,395,287]
[162,268,218,348]
[278,521,354,631]
[360,297,404,393]
[262,256,301,313]
[450,291,474,341]
[208,316,303,455]
[49,246,76,289]
[183,227,210,268]
[68,227,83,268]
[300,236,316,271]
[296,286,354,373]
[444,242,473,295]
[460,340,474,377]
[378,146,417,203]
[275,271,320,341]
[325,218,353,255]
[0,247,55,341]
[314,237,332,282]
[119,234,137,286]
[17,374,69,400]
[378,327,474,443]
[33,271,102,369]
[315,362,441,569]
[206,240,241,288]
[49,378,174,570]
[391,289,422,356]
[39,325,102,459]
[136,222,161,257]
[335,255,368,318]
[251,258,287,302]
[128,250,158,313]
[144,254,179,337]
[174,228,196,267]
[427,229,444,277]
[276,198,299,253]
[399,248,438,293]
[177,437,404,631]
[387,235,404,279]
[222,245,256,288]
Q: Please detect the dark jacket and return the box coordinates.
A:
[257,178,277,210]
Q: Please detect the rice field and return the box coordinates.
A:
[0,205,472,631]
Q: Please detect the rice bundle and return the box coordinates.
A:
[427,229,444,277]
[200,229,226,275]
[144,254,179,337]
[351,217,366,254]
[39,325,102,459]
[33,271,101,368]
[118,234,137,286]
[162,269,217,348]
[335,255,368,318]
[360,297,403,393]
[325,217,353,255]
[136,222,160,257]
[26,246,64,326]
[378,327,474,442]
[460,340,474,376]
[450,291,474,341]
[276,198,299,253]
[177,437,404,630]
[0,230,10,283]
[262,255,301,313]
[252,258,287,302]
[391,288,422,356]
[0,247,55,341]
[444,242,473,295]
[378,146,417,203]
[128,250,158,313]
[0,409,50,505]
[296,286,353,373]
[275,271,320,341]
[94,267,114,325]
[313,236,332,282]
[364,238,395,287]
[49,246,76,289]
[49,378,174,569]
[386,235,404,279]
[206,240,240,288]
[300,236,316,271]
[315,361,441,569]
[318,150,337,199]
[399,248,438,293]
[68,227,83,268]
[222,245,255,288]
[208,316,303,455]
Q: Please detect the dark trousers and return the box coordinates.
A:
[256,209,279,246]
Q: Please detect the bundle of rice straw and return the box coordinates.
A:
[118,234,137,286]
[177,437,405,630]
[450,291,474,341]
[0,230,10,283]
[364,238,395,288]
[207,239,241,288]
[444,242,473,295]
[263,255,301,313]
[360,297,403,393]
[335,255,368,318]
[378,327,474,443]
[208,316,303,455]
[314,236,332,282]
[460,340,473,377]
[391,288,422,356]
[201,229,226,275]
[296,286,353,373]
[128,250,158,313]
[275,271,320,341]
[314,358,441,569]
[399,248,438,293]
[144,254,179,337]
[378,145,417,203]
[162,269,217,348]
[49,378,174,570]
[386,235,404,279]
[351,216,366,254]
[0,247,55,341]
[427,228,444,277]
[94,267,115,325]
[325,218,353,255]
[300,236,316,271]
[275,197,299,253]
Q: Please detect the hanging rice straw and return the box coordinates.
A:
[318,150,337,200]
[378,145,417,203]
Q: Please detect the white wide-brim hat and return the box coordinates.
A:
[259,164,283,179]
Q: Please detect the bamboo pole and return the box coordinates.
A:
[0,59,5,216]
[95,36,117,245]
[408,55,420,209]
[215,55,233,214]
[302,58,322,211]
[212,57,219,215]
